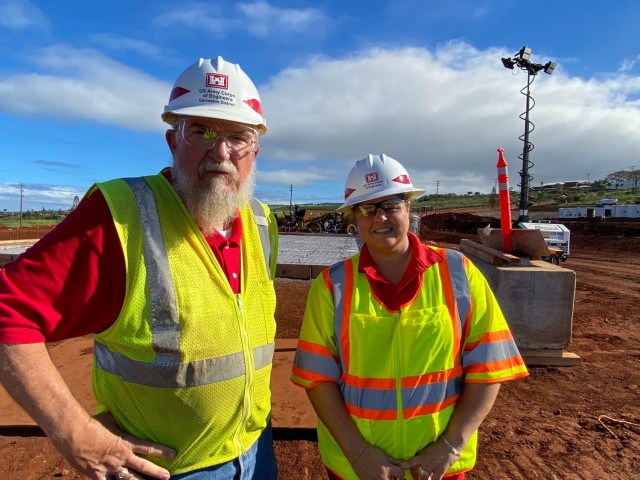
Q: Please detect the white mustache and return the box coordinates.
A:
[199,160,239,178]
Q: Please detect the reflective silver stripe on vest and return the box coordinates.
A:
[93,177,274,388]
[95,341,274,388]
[444,249,470,333]
[329,261,347,374]
[126,177,180,363]
[250,198,272,280]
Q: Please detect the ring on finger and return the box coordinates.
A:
[114,467,130,480]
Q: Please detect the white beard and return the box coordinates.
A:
[172,157,256,235]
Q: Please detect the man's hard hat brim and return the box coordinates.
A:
[162,106,267,134]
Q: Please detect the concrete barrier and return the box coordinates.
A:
[466,255,576,350]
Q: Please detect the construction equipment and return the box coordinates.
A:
[275,208,357,234]
[305,212,357,234]
[518,222,570,264]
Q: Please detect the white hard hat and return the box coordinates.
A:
[162,57,267,134]
[337,154,425,212]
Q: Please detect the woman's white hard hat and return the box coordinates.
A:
[162,57,267,134]
[337,154,425,212]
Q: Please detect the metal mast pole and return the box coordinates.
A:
[518,71,532,222]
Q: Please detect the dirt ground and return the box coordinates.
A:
[1,214,639,479]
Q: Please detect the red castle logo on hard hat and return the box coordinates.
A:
[365,172,379,184]
[206,73,228,89]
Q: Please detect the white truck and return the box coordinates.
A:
[595,198,618,207]
[518,222,570,265]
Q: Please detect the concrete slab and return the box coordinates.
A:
[0,240,37,268]
[276,233,361,279]
[277,233,361,265]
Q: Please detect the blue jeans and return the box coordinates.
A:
[155,422,278,480]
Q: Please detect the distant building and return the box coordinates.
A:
[531,180,589,192]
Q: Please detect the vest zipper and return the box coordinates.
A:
[232,294,254,456]
[395,310,404,457]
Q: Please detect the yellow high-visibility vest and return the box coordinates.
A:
[90,172,278,474]
[293,246,527,479]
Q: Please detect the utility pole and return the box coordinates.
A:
[289,185,293,216]
[435,180,440,211]
[19,184,24,228]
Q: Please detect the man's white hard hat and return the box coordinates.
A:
[162,57,267,134]
[337,154,425,212]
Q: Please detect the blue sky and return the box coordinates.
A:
[1,0,639,211]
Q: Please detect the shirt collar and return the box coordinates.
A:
[204,215,243,247]
[358,232,444,285]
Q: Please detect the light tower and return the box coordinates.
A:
[501,46,556,222]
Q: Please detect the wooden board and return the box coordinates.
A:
[520,348,582,367]
[460,239,524,265]
[477,228,551,259]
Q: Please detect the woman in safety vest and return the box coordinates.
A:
[291,154,528,480]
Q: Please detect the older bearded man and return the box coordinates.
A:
[0,57,279,480]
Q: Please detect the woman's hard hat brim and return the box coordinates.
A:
[336,187,425,213]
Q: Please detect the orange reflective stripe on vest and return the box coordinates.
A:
[327,248,470,420]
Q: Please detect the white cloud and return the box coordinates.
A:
[259,167,328,185]
[260,43,640,194]
[237,1,327,37]
[1,41,639,204]
[620,54,640,72]
[0,0,47,30]
[0,45,169,131]
[152,0,328,38]
[0,182,84,211]
[153,2,237,38]
[89,34,177,61]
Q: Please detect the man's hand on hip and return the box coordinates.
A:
[58,410,176,480]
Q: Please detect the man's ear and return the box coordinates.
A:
[254,145,260,157]
[166,129,178,153]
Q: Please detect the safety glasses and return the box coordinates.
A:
[354,198,407,218]
[178,119,259,158]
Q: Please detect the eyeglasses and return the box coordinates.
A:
[178,120,259,158]
[354,199,407,218]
